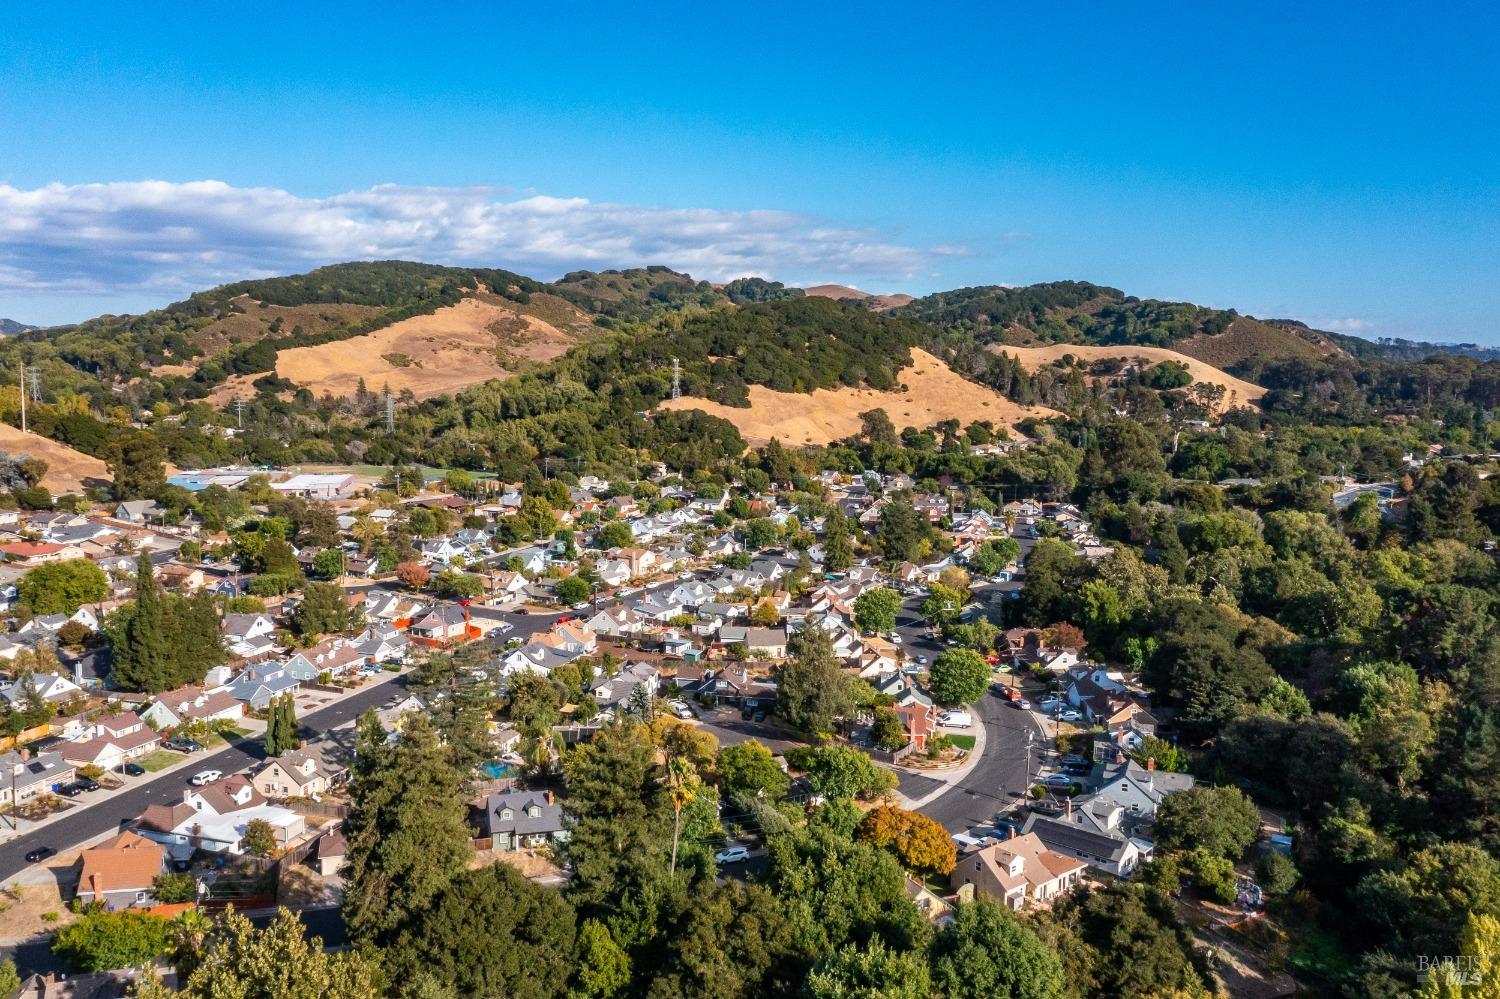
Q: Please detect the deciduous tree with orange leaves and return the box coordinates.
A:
[857,804,957,875]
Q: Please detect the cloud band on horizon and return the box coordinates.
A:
[0,180,964,313]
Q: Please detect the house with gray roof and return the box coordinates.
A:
[471,789,567,849]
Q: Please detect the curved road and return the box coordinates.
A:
[902,688,1047,832]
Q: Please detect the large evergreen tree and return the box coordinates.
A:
[774,626,853,738]
[342,713,471,946]
[109,555,171,692]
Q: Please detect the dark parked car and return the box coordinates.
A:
[752,709,767,723]
[117,762,146,777]
[165,737,203,753]
[57,782,85,797]
[24,847,55,863]
[75,777,101,792]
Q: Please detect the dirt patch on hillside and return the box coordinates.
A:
[988,343,1265,412]
[0,423,111,492]
[660,348,1057,447]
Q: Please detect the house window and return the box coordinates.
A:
[500,808,513,820]
[527,806,541,818]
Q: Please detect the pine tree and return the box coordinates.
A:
[342,713,471,946]
[174,589,225,686]
[824,511,854,571]
[111,554,170,692]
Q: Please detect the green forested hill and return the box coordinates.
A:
[895,280,1341,368]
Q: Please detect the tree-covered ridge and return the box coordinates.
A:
[546,265,806,323]
[202,260,545,309]
[896,280,1242,347]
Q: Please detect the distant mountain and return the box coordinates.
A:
[802,284,914,311]
[0,319,36,336]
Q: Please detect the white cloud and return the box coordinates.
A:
[0,180,956,305]
[1296,315,1372,333]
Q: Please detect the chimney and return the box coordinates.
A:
[545,790,554,805]
[1064,796,1072,819]
[1146,757,1156,771]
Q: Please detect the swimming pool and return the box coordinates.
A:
[480,762,518,779]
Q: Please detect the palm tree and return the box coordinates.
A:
[664,756,699,875]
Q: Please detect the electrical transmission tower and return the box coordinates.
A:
[671,357,681,400]
[17,364,28,433]
[27,369,40,403]
[384,387,395,433]
[234,398,245,430]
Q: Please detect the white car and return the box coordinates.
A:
[1058,709,1083,723]
[714,845,750,865]
[1037,697,1061,712]
[888,633,903,644]
[189,770,222,787]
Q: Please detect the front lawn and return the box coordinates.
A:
[139,750,183,773]
[947,734,977,751]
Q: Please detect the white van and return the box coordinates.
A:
[938,710,973,729]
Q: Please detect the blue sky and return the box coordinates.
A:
[2,1,1496,342]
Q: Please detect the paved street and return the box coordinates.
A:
[912,689,1047,832]
[0,673,412,885]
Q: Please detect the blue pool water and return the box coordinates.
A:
[481,762,518,779]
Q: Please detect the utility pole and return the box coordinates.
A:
[234,398,245,430]
[671,358,681,401]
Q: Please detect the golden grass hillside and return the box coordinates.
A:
[659,348,1057,447]
[211,294,590,403]
[0,422,111,493]
[988,343,1266,412]
[802,284,914,311]
[1176,316,1337,369]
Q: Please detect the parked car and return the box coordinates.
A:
[1037,697,1061,711]
[57,782,86,797]
[189,770,223,787]
[914,655,928,665]
[75,776,101,792]
[1016,698,1032,710]
[1044,773,1075,788]
[714,845,750,865]
[1058,709,1083,723]
[117,762,146,777]
[937,710,973,729]
[888,633,903,644]
[165,737,203,753]
[752,709,768,723]
[24,847,55,864]
[668,700,693,720]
